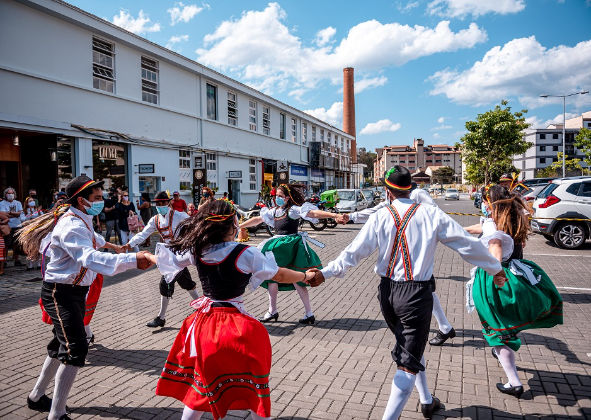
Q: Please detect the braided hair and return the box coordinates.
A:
[487,185,531,244]
[168,199,236,258]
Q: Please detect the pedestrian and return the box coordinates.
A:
[187,203,197,216]
[171,191,188,213]
[123,191,199,328]
[0,211,8,275]
[17,175,152,420]
[197,187,215,211]
[27,189,40,208]
[465,185,563,398]
[306,166,506,420]
[270,181,277,206]
[103,188,122,245]
[24,197,44,270]
[49,191,68,211]
[239,183,338,325]
[0,187,25,266]
[116,192,139,252]
[145,199,315,420]
[136,193,152,247]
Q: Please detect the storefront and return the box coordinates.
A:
[289,164,309,187]
[92,140,128,191]
[310,168,325,193]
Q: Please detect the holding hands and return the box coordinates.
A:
[304,268,325,287]
[136,251,155,270]
[335,214,349,225]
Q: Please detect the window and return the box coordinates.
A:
[180,181,191,191]
[540,158,546,164]
[179,150,191,168]
[141,56,158,104]
[302,122,307,145]
[312,126,316,142]
[553,133,559,139]
[553,157,558,162]
[540,146,546,152]
[279,113,286,139]
[206,83,217,120]
[566,183,581,195]
[328,132,332,146]
[540,133,546,139]
[291,118,297,142]
[553,146,559,151]
[263,106,270,135]
[92,37,115,93]
[227,92,237,126]
[579,183,591,197]
[341,138,344,148]
[249,159,257,190]
[249,100,257,131]
[206,153,217,171]
[320,129,325,142]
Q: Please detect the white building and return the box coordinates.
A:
[0,0,355,208]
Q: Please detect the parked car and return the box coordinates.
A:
[444,188,460,200]
[335,189,368,213]
[522,184,548,204]
[362,189,378,207]
[532,177,591,249]
[522,177,557,187]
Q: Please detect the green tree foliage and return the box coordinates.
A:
[464,161,519,185]
[574,127,591,174]
[357,147,377,178]
[432,166,455,184]
[536,152,583,178]
[458,100,532,185]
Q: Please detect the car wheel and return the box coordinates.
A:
[553,222,586,249]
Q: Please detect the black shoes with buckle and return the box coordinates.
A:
[259,312,279,323]
[429,328,456,346]
[27,395,52,411]
[496,383,524,398]
[299,315,315,325]
[420,395,441,419]
[146,316,166,328]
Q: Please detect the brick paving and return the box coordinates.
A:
[1,198,590,420]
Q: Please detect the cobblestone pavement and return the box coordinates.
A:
[1,198,590,420]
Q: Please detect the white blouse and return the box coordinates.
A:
[260,202,319,227]
[479,219,514,262]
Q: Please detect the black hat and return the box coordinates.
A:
[65,176,104,204]
[384,166,412,191]
[153,191,171,202]
[499,173,512,182]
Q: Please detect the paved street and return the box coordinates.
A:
[1,198,590,420]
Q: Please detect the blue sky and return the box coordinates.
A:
[68,0,591,152]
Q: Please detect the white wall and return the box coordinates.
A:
[128,144,180,200]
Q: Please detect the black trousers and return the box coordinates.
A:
[41,282,90,367]
[378,278,435,374]
[159,267,196,297]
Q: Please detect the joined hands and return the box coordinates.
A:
[304,268,325,287]
[136,251,156,270]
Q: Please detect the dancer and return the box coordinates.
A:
[17,175,152,420]
[465,185,562,398]
[147,199,315,420]
[307,166,506,420]
[238,183,336,324]
[336,182,456,346]
[124,191,198,327]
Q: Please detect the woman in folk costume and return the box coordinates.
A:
[123,191,199,328]
[238,183,337,324]
[147,200,315,420]
[465,185,563,398]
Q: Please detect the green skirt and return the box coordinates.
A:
[259,234,323,292]
[473,259,563,351]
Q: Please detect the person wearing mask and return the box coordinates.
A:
[24,198,44,270]
[0,211,8,275]
[116,192,139,252]
[0,188,25,266]
[103,189,121,245]
[28,189,40,208]
[136,193,152,247]
[50,192,68,211]
[171,191,188,213]
[197,187,215,211]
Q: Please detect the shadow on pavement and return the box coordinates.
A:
[560,292,591,304]
[522,367,591,409]
[81,405,310,419]
[442,404,590,419]
[313,317,385,331]
[85,344,167,375]
[437,275,469,282]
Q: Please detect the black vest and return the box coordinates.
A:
[509,243,523,261]
[273,208,299,235]
[196,244,252,300]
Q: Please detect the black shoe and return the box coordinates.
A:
[47,415,72,420]
[299,315,315,325]
[420,395,441,419]
[14,260,24,267]
[27,394,52,411]
[146,317,166,328]
[87,334,95,344]
[491,348,498,360]
[259,312,279,323]
[496,383,524,398]
[429,328,456,346]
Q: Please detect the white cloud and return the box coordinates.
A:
[359,119,402,135]
[398,1,421,13]
[166,34,189,50]
[112,10,161,34]
[431,124,452,130]
[303,102,344,127]
[526,112,578,129]
[315,27,336,47]
[427,0,525,19]
[195,3,487,98]
[168,2,203,25]
[433,133,441,139]
[437,116,446,123]
[428,36,591,109]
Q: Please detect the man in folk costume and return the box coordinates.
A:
[19,176,152,420]
[123,191,199,327]
[308,166,506,420]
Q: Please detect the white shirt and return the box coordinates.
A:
[260,202,319,226]
[349,189,436,224]
[480,219,514,262]
[0,199,25,228]
[42,207,137,286]
[321,198,502,281]
[127,210,189,248]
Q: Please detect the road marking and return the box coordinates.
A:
[527,253,591,258]
[557,287,591,291]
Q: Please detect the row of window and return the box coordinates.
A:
[539,145,560,152]
[539,133,560,140]
[539,157,558,164]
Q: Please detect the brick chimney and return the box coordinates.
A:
[343,67,357,163]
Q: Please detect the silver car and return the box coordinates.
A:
[444,188,459,200]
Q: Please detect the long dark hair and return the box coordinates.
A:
[278,183,305,208]
[487,185,531,244]
[168,200,236,258]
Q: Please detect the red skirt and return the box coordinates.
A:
[156,307,272,419]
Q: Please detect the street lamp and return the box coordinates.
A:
[540,90,589,177]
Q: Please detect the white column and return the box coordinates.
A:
[74,137,94,178]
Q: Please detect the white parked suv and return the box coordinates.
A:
[531,177,591,249]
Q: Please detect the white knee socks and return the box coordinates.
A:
[494,345,522,387]
[29,356,60,401]
[267,282,279,315]
[382,369,416,420]
[432,292,452,334]
[414,356,433,404]
[158,296,170,320]
[188,288,199,300]
[84,324,93,340]
[48,364,79,420]
[181,406,204,420]
[294,283,314,317]
[250,410,272,420]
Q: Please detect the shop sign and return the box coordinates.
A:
[311,168,324,178]
[227,171,242,178]
[138,164,154,174]
[277,160,288,172]
[98,146,118,160]
[278,172,288,181]
[264,173,274,181]
[290,165,308,177]
[194,154,206,169]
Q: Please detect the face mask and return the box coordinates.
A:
[276,197,285,207]
[6,194,14,201]
[122,196,129,201]
[82,198,104,216]
[156,206,169,216]
[481,202,490,217]
[28,201,35,207]
[203,192,209,197]
[54,195,58,200]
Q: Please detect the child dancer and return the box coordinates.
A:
[148,200,315,420]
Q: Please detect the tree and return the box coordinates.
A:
[357,147,377,178]
[575,127,591,174]
[464,161,519,186]
[457,100,532,185]
[537,152,583,178]
[432,166,455,184]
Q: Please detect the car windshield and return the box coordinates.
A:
[338,191,355,201]
[447,189,458,193]
[537,183,558,199]
[362,190,374,198]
